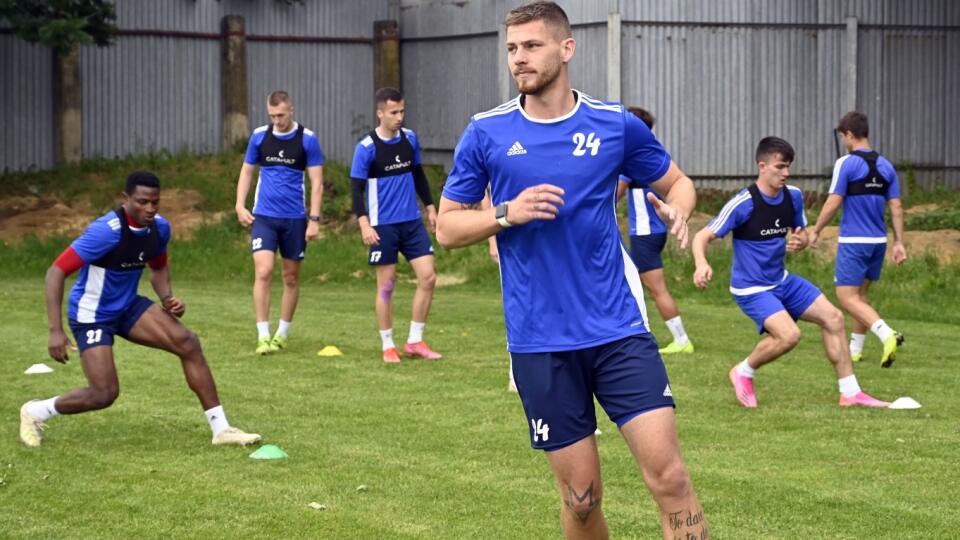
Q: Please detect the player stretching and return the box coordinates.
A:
[437,3,707,538]
[235,90,324,355]
[692,137,889,409]
[20,171,260,447]
[351,87,441,363]
[809,111,906,367]
[617,107,694,355]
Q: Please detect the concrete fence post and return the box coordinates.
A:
[53,45,82,164]
[374,20,400,92]
[221,15,249,151]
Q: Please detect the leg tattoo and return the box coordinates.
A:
[565,482,600,525]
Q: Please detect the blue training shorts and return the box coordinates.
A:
[251,215,307,260]
[835,242,886,286]
[629,233,667,273]
[368,218,434,266]
[511,333,675,451]
[733,273,822,334]
[68,295,154,353]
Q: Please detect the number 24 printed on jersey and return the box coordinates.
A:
[572,132,601,157]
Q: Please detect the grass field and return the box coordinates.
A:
[2,274,959,539]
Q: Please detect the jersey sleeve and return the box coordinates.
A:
[441,121,488,204]
[243,130,265,165]
[70,219,121,263]
[408,130,423,166]
[621,110,671,186]
[828,156,850,196]
[350,142,373,179]
[884,160,901,199]
[304,132,324,167]
[708,193,751,238]
[790,189,808,228]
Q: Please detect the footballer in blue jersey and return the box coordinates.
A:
[235,91,325,355]
[615,107,694,356]
[436,4,707,538]
[810,112,906,367]
[692,137,890,411]
[20,171,260,449]
[351,87,441,363]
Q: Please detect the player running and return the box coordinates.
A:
[351,87,441,363]
[235,90,324,355]
[809,111,906,367]
[436,3,707,538]
[616,107,694,355]
[20,171,261,448]
[691,137,890,409]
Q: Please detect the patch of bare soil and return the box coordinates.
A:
[0,189,226,243]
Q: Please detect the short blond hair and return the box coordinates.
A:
[505,1,571,39]
[267,90,292,107]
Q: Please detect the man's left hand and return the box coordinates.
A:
[162,296,186,318]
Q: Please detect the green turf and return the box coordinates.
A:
[2,275,958,539]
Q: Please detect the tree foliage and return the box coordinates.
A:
[0,0,116,56]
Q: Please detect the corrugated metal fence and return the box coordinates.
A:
[401,0,959,191]
[0,0,391,172]
[1,0,957,192]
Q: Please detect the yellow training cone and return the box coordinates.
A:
[317,345,343,357]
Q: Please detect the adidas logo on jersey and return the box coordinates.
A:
[506,141,527,156]
[663,385,673,397]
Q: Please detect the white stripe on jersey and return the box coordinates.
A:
[580,94,622,113]
[77,265,106,323]
[631,189,652,236]
[475,98,520,119]
[253,125,269,134]
[729,270,789,296]
[368,178,380,226]
[786,186,808,227]
[474,101,519,121]
[253,172,262,210]
[304,127,315,137]
[709,192,751,233]
[829,155,851,194]
[838,236,887,244]
[360,135,373,148]
[620,243,649,329]
[107,217,121,231]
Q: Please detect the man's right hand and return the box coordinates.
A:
[504,184,566,226]
[360,223,380,246]
[236,207,255,227]
[48,329,72,364]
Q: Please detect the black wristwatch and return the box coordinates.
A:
[308,215,321,222]
[495,202,512,228]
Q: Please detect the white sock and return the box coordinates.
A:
[737,359,756,378]
[664,316,689,345]
[26,396,60,422]
[870,319,894,342]
[380,329,396,351]
[204,405,230,436]
[849,333,866,355]
[408,321,425,344]
[277,320,291,338]
[838,374,862,398]
[257,321,271,339]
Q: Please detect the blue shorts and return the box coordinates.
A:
[511,333,675,451]
[733,274,822,334]
[368,219,434,266]
[251,215,307,260]
[835,243,886,286]
[629,233,667,273]
[68,296,154,353]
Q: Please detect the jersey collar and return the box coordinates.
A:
[517,90,582,124]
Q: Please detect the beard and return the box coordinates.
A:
[513,57,562,96]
